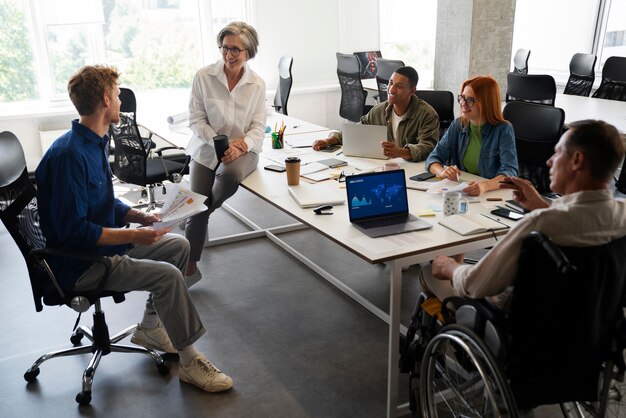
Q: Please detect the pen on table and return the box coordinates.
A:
[453,165,460,182]
[293,125,300,129]
[336,151,343,156]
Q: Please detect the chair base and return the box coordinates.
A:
[24,309,170,406]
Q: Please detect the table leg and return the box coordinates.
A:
[387,260,402,417]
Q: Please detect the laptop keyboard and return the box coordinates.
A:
[358,215,408,229]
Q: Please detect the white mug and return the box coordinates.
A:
[383,162,401,171]
[443,191,469,217]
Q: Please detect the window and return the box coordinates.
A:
[0,0,247,108]
[379,0,438,89]
[511,0,626,84]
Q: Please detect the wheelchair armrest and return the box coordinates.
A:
[525,231,575,276]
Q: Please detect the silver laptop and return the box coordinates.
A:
[342,124,389,159]
[345,169,432,238]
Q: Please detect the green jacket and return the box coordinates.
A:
[331,95,440,161]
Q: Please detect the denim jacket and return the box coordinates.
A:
[425,118,518,178]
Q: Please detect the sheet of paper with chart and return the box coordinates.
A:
[153,184,208,230]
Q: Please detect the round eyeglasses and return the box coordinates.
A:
[219,46,247,57]
[457,95,477,107]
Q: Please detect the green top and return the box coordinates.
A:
[463,123,482,175]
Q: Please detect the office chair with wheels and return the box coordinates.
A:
[272,55,293,115]
[513,48,530,74]
[503,101,564,193]
[416,90,455,139]
[564,53,597,97]
[374,58,405,103]
[506,72,557,106]
[336,52,372,123]
[592,56,626,102]
[0,131,170,406]
[110,88,190,211]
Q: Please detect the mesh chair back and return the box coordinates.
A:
[506,73,557,106]
[109,113,149,186]
[503,101,564,192]
[513,48,530,74]
[563,53,596,97]
[509,232,626,408]
[374,58,405,102]
[273,56,293,115]
[416,90,455,138]
[592,56,626,102]
[337,52,368,122]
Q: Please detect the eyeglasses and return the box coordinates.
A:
[457,95,477,107]
[219,46,247,57]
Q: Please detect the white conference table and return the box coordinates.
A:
[139,109,516,417]
[555,93,626,134]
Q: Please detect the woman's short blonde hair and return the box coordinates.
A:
[217,21,259,59]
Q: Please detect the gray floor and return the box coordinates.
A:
[0,185,564,417]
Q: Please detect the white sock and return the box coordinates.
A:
[140,309,159,329]
[178,344,200,367]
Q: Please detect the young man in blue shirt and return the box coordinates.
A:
[35,65,232,393]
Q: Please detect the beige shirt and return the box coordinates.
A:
[451,189,626,299]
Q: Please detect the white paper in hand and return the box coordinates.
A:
[426,179,468,194]
[153,184,208,230]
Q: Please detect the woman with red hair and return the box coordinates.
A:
[426,75,518,196]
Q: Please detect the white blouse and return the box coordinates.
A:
[186,59,266,170]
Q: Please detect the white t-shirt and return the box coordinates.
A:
[390,109,407,147]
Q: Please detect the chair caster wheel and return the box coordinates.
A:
[157,361,170,376]
[76,390,92,406]
[24,367,40,382]
[70,330,84,346]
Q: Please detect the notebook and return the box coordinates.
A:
[439,214,509,236]
[342,124,389,160]
[288,182,345,208]
[345,169,432,238]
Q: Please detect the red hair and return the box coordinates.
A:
[460,75,507,128]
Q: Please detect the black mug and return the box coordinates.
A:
[213,135,229,162]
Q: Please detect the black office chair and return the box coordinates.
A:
[592,56,626,102]
[374,58,405,103]
[416,90,455,138]
[563,53,597,97]
[0,131,169,406]
[503,101,564,193]
[110,88,189,211]
[615,156,626,195]
[272,55,293,115]
[513,48,531,74]
[506,72,557,106]
[336,52,372,123]
[407,231,626,417]
[353,50,382,79]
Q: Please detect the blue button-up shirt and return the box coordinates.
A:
[35,120,131,289]
[426,118,519,179]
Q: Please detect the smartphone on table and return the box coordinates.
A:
[410,171,436,181]
[490,208,524,221]
[264,164,286,173]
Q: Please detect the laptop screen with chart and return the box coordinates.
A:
[345,169,432,238]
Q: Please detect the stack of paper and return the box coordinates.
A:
[153,185,208,230]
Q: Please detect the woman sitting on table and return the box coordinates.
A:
[425,75,518,196]
[184,21,266,284]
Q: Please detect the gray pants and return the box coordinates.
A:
[185,153,258,261]
[73,233,205,349]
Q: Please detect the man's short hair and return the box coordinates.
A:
[394,66,418,88]
[67,65,120,116]
[566,119,624,181]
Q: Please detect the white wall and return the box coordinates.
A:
[0,0,381,169]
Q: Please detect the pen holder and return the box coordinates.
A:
[271,132,284,149]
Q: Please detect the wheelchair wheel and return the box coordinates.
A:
[561,358,626,418]
[420,324,518,417]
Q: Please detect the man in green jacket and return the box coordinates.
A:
[313,66,440,162]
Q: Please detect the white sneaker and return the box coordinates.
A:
[185,270,202,288]
[179,354,233,392]
[131,322,177,354]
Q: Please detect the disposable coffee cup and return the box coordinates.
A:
[213,135,229,162]
[285,157,301,185]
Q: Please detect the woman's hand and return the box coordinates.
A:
[463,181,487,196]
[221,138,247,164]
[435,164,461,181]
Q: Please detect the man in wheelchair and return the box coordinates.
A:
[406,120,626,417]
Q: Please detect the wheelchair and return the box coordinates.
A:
[400,231,626,417]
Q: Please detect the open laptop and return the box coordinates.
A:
[342,124,389,159]
[345,169,432,238]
